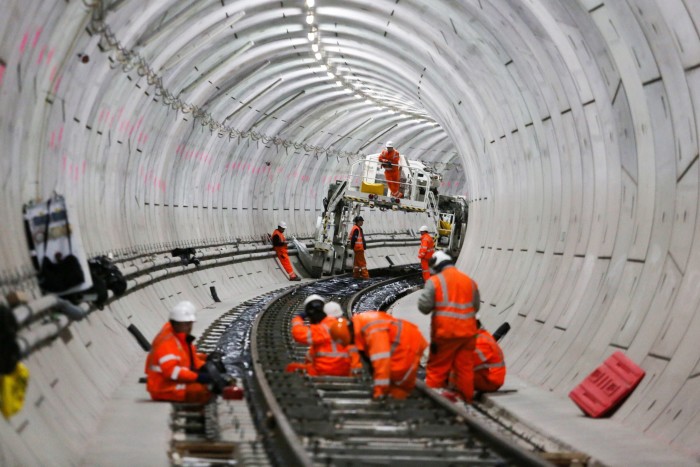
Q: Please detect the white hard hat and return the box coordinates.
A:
[170,301,197,322]
[278,221,287,229]
[386,140,394,148]
[429,251,454,271]
[323,301,344,318]
[303,294,326,308]
[419,225,429,232]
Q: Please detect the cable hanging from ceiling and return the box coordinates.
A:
[86,2,364,160]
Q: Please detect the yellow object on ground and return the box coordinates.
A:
[438,219,452,237]
[1,362,29,419]
[360,181,385,196]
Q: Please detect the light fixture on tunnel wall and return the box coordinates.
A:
[301,10,437,126]
[306,0,315,7]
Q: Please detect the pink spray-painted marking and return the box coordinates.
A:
[19,32,29,55]
[0,62,4,87]
[46,48,55,66]
[37,45,45,65]
[49,66,57,83]
[32,27,43,48]
[52,75,61,93]
[49,131,55,149]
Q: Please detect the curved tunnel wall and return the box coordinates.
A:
[1,0,699,463]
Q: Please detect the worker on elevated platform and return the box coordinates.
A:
[418,252,480,403]
[349,216,370,279]
[271,221,301,281]
[145,301,225,403]
[286,295,355,376]
[330,311,428,400]
[378,141,403,198]
[417,225,435,281]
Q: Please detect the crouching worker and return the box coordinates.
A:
[473,320,506,393]
[285,295,355,377]
[330,311,427,400]
[146,301,228,403]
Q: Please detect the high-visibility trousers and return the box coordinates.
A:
[184,383,212,404]
[387,355,422,399]
[426,337,476,403]
[474,371,503,393]
[384,168,401,197]
[420,259,431,281]
[353,250,370,279]
[274,246,297,278]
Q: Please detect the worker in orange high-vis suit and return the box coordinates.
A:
[272,221,301,281]
[417,225,435,281]
[473,321,506,392]
[378,141,402,198]
[349,216,370,279]
[285,295,357,376]
[330,311,428,400]
[145,301,212,403]
[418,251,480,403]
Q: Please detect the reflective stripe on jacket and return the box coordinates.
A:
[378,149,401,171]
[418,233,435,260]
[349,224,366,251]
[474,328,506,386]
[291,315,352,376]
[352,311,428,393]
[145,322,206,401]
[427,266,478,341]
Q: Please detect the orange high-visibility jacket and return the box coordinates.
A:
[145,322,206,401]
[291,315,352,376]
[474,328,506,387]
[426,266,478,341]
[418,232,435,260]
[272,228,288,253]
[349,224,366,251]
[378,149,401,172]
[352,311,428,395]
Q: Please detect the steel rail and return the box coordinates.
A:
[249,272,554,466]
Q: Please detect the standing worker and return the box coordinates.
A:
[418,251,480,403]
[349,216,369,279]
[378,141,403,198]
[145,301,218,403]
[271,221,301,281]
[417,225,435,281]
[330,311,427,400]
[285,295,354,376]
[473,321,506,392]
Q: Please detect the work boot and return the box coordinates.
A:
[289,276,301,281]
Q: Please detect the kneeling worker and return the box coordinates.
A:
[286,295,355,376]
[473,320,506,392]
[330,311,427,400]
[145,301,224,403]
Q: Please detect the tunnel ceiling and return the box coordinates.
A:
[2,0,700,458]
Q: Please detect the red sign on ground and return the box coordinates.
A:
[569,351,645,418]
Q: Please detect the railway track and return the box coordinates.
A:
[245,269,553,466]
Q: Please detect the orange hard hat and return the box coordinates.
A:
[329,317,353,346]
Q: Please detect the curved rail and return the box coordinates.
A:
[248,271,554,466]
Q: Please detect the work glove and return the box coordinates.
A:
[196,370,212,384]
[206,351,227,374]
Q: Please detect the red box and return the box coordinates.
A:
[569,351,645,418]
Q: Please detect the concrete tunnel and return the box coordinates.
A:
[1,0,699,464]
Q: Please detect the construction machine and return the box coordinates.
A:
[293,154,468,277]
